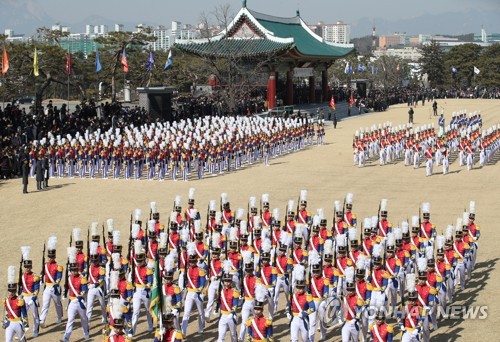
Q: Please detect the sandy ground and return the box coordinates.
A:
[0,98,499,341]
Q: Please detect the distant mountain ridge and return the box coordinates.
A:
[351,9,500,38]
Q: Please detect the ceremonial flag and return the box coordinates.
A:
[33,48,39,77]
[146,50,154,72]
[349,95,355,107]
[149,258,163,325]
[344,62,350,74]
[95,48,102,73]
[452,66,457,73]
[66,52,71,76]
[357,63,364,72]
[330,95,336,110]
[121,47,128,73]
[1,47,9,76]
[473,66,480,75]
[163,49,173,70]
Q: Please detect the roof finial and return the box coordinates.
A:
[296,9,300,17]
[243,0,247,8]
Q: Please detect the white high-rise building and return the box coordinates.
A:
[321,21,351,44]
[151,26,171,51]
[115,24,124,32]
[85,25,94,35]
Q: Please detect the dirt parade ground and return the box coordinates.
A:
[0,98,499,341]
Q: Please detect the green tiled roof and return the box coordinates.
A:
[174,39,293,58]
[253,13,353,57]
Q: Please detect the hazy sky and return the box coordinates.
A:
[22,0,500,27]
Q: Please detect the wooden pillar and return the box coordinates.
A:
[267,69,276,110]
[309,75,316,104]
[322,69,328,103]
[286,69,294,105]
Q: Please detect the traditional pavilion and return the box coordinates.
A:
[174,0,354,109]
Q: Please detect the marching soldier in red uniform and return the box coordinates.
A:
[39,236,63,327]
[217,272,240,342]
[221,193,234,228]
[240,250,260,341]
[348,227,361,263]
[62,247,90,341]
[333,200,347,237]
[86,242,106,327]
[296,190,312,225]
[288,265,315,342]
[162,254,183,330]
[273,233,292,314]
[146,220,158,261]
[334,233,353,296]
[258,239,277,315]
[246,284,274,342]
[131,241,153,335]
[341,269,362,342]
[308,251,329,341]
[285,201,296,235]
[291,226,308,266]
[181,242,206,337]
[205,238,224,321]
[73,228,88,276]
[416,258,436,342]
[384,233,401,314]
[355,255,372,340]
[3,266,28,342]
[260,194,272,229]
[104,301,133,342]
[399,274,423,342]
[153,313,183,342]
[370,303,394,342]
[344,193,357,227]
[420,203,436,247]
[20,246,40,337]
[378,199,392,238]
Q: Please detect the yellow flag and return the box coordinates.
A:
[33,47,39,77]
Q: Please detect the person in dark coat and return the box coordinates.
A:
[333,113,338,129]
[21,154,29,194]
[43,155,49,188]
[35,153,44,190]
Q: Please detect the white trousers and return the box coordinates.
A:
[291,315,309,342]
[454,261,466,291]
[86,285,106,323]
[204,280,220,319]
[402,329,420,342]
[5,321,24,342]
[341,319,359,342]
[274,276,289,313]
[442,157,449,175]
[426,159,433,176]
[182,291,205,336]
[239,299,254,341]
[131,287,152,334]
[63,299,89,340]
[39,285,63,323]
[218,313,237,342]
[24,294,40,334]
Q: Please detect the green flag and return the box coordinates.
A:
[33,47,39,77]
[149,258,162,325]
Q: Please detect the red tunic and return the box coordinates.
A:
[68,274,84,298]
[242,275,257,299]
[260,264,273,287]
[21,272,37,295]
[342,294,358,320]
[261,212,272,228]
